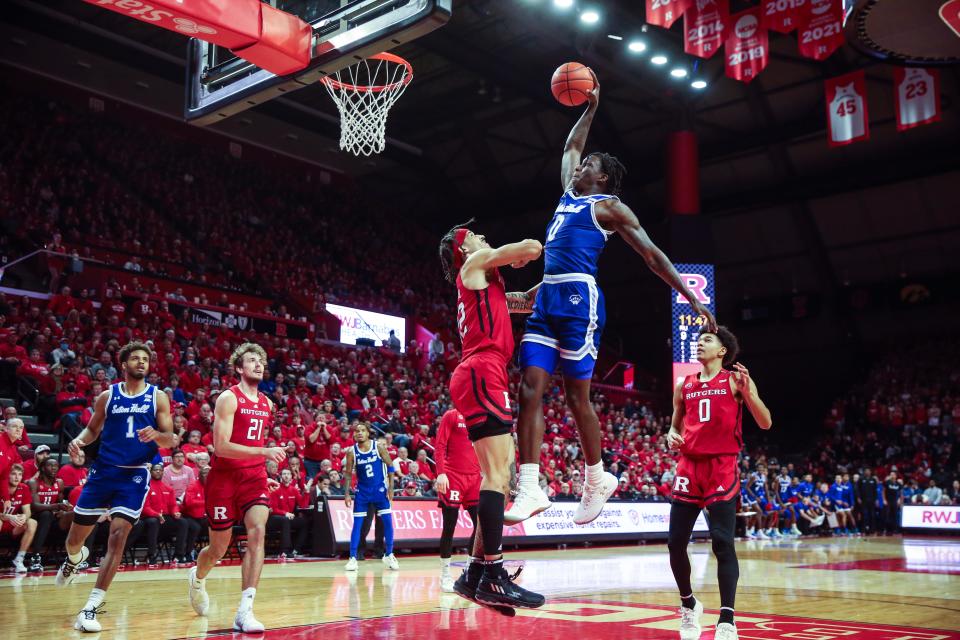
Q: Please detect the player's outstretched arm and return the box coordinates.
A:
[211,392,285,462]
[731,363,772,429]
[560,68,599,191]
[666,381,686,449]
[598,199,717,330]
[69,390,110,457]
[461,240,543,290]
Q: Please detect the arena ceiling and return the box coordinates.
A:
[2,0,959,393]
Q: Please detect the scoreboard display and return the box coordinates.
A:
[671,263,716,385]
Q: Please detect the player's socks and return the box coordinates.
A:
[718,607,735,625]
[518,463,539,488]
[478,490,506,555]
[238,587,256,613]
[680,594,696,610]
[68,548,83,564]
[14,551,25,563]
[584,461,604,486]
[84,588,106,612]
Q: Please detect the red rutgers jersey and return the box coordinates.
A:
[34,477,62,505]
[680,371,743,457]
[213,385,272,470]
[4,483,31,513]
[434,409,481,476]
[455,268,514,363]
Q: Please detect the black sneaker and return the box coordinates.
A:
[28,554,44,572]
[453,565,516,617]
[476,565,545,609]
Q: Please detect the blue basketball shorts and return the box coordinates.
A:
[520,273,605,380]
[353,486,392,518]
[74,462,150,521]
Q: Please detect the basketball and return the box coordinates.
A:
[551,62,595,107]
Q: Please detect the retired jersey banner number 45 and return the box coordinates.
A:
[825,70,869,147]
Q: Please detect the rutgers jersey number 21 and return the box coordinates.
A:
[247,418,264,441]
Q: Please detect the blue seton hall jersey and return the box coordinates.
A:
[543,190,618,277]
[98,383,160,467]
[777,475,792,499]
[354,443,387,496]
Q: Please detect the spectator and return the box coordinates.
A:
[128,463,187,566]
[178,465,209,563]
[268,469,309,558]
[89,351,118,382]
[162,450,196,500]
[50,339,76,366]
[57,448,89,492]
[21,444,52,481]
[921,480,943,506]
[2,464,38,573]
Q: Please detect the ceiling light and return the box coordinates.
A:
[580,9,600,23]
[607,34,623,40]
[651,55,668,65]
[628,40,647,53]
[553,0,574,9]
[691,80,708,90]
[670,68,688,78]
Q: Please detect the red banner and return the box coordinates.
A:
[825,70,869,147]
[942,0,960,37]
[646,0,694,28]
[894,67,941,131]
[725,8,769,83]
[684,0,729,58]
[762,0,806,33]
[797,0,845,60]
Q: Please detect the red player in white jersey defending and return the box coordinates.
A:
[433,408,481,592]
[438,220,545,613]
[187,343,285,633]
[666,327,772,640]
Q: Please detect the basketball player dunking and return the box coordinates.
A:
[188,342,286,633]
[434,408,480,592]
[666,328,772,640]
[57,341,176,633]
[508,70,716,525]
[438,222,545,612]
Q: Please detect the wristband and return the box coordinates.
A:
[388,465,396,474]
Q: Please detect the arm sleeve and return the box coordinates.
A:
[433,413,451,476]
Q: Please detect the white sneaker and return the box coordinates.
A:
[679,599,704,640]
[56,546,90,587]
[440,567,454,593]
[345,557,358,571]
[505,484,552,524]
[757,530,769,540]
[791,525,802,536]
[188,567,209,616]
[12,557,27,573]
[74,604,104,633]
[573,472,618,525]
[382,554,400,570]
[715,622,738,640]
[233,609,265,633]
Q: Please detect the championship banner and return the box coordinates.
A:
[824,70,869,147]
[646,0,693,28]
[725,8,769,83]
[797,0,845,60]
[901,505,960,530]
[671,264,716,385]
[684,0,729,59]
[328,499,707,545]
[894,67,941,132]
[762,0,806,33]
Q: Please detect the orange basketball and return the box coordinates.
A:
[551,62,594,107]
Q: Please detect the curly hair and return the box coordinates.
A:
[712,325,740,368]
[438,218,475,284]
[585,151,627,196]
[118,341,152,365]
[229,342,268,373]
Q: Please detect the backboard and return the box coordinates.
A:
[184,0,451,125]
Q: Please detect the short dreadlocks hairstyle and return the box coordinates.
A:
[585,151,627,197]
[438,218,475,284]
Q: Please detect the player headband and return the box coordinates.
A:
[452,228,470,269]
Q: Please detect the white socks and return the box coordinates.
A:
[519,464,539,488]
[15,551,25,562]
[585,462,604,486]
[239,588,256,613]
[84,588,106,611]
[440,558,451,568]
[68,549,83,564]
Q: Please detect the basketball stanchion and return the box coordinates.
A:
[320,52,413,156]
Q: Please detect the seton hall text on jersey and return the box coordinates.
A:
[111,403,152,414]
[685,388,730,400]
[555,202,588,214]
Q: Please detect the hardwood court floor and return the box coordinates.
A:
[1,536,958,639]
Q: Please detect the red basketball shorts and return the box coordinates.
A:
[449,352,513,441]
[671,454,740,509]
[438,470,481,509]
[205,464,270,530]
[0,519,26,535]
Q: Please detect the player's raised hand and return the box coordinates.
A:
[434,473,449,494]
[666,428,685,450]
[265,447,286,465]
[266,477,281,492]
[732,362,751,393]
[68,438,85,458]
[587,68,600,106]
[693,303,717,333]
[137,426,161,443]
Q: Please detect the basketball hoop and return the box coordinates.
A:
[320,52,413,156]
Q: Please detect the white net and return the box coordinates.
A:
[321,53,412,157]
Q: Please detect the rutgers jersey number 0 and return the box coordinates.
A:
[698,398,711,423]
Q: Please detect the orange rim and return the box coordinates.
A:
[320,52,413,93]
